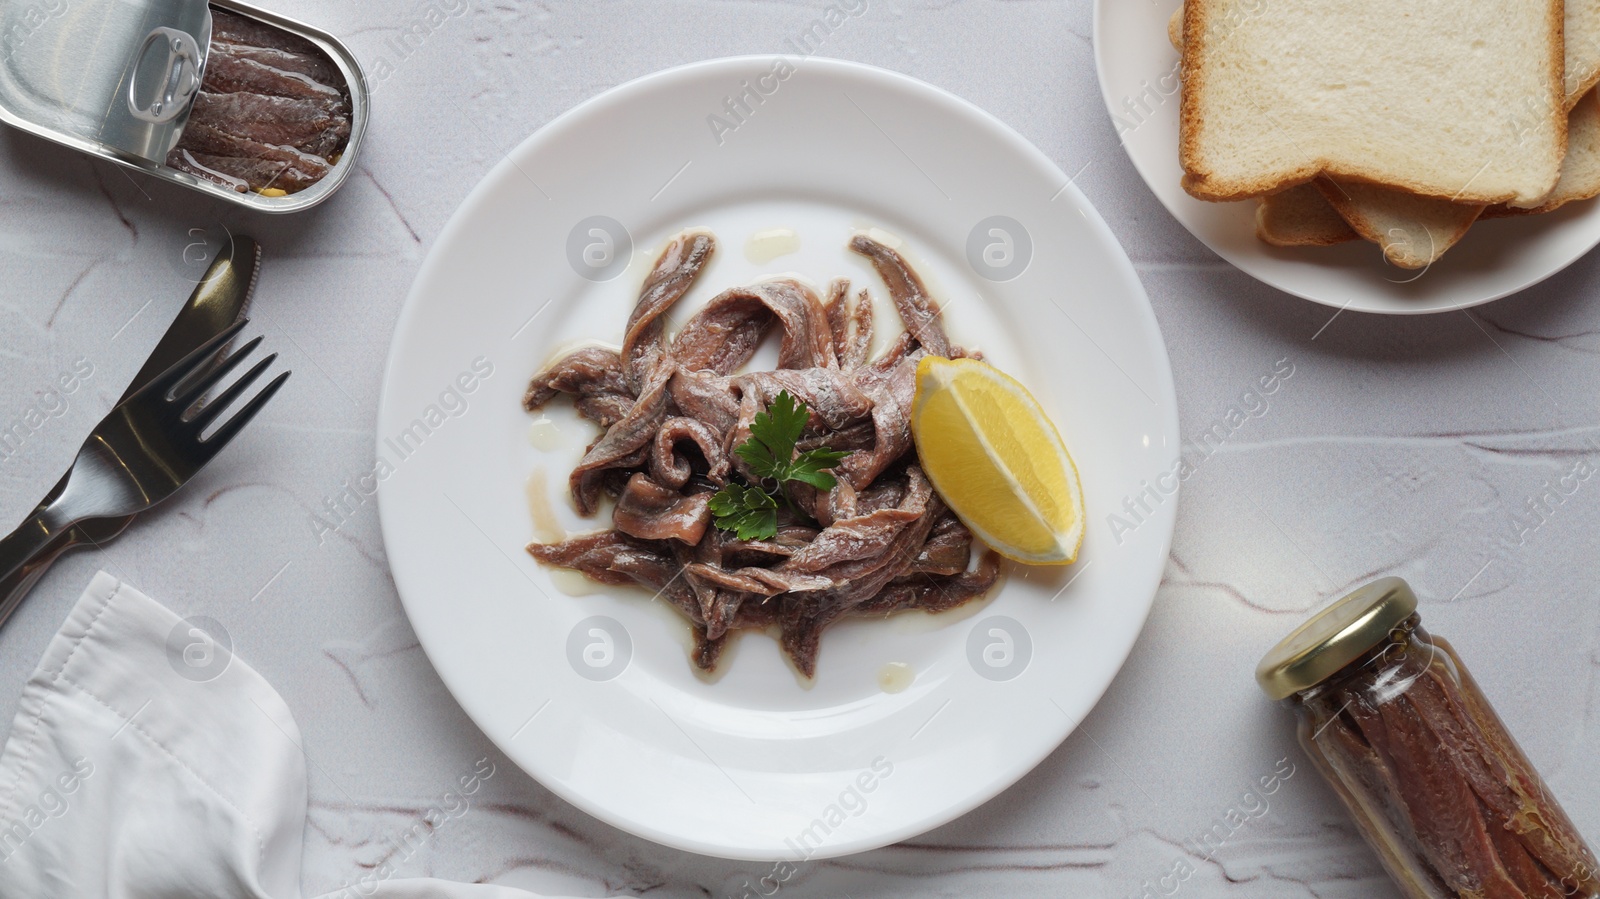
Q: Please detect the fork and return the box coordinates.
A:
[0,319,289,625]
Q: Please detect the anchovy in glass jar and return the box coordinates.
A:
[1257,578,1600,899]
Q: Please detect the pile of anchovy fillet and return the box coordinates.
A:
[166,9,351,194]
[524,231,1001,676]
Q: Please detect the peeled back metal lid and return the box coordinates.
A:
[1255,577,1420,700]
[0,0,211,165]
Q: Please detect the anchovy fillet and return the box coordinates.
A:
[527,234,997,674]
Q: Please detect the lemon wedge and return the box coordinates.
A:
[911,356,1085,565]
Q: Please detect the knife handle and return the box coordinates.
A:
[0,516,62,629]
[0,517,130,625]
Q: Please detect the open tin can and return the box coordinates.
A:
[0,0,367,212]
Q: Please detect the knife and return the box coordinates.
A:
[0,236,259,624]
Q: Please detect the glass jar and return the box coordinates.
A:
[1257,577,1600,899]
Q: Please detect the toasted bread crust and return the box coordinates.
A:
[1567,65,1600,111]
[1523,0,1573,206]
[1312,178,1484,269]
[1175,0,1212,196]
[1179,0,1568,206]
[1489,88,1600,215]
[1254,187,1359,247]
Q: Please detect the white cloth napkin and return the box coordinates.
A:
[0,571,572,899]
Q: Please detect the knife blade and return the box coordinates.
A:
[121,236,261,402]
[0,236,259,620]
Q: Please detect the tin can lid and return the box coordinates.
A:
[0,0,211,164]
[1255,577,1420,700]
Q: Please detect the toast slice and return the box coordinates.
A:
[1174,2,1600,108]
[1255,91,1600,261]
[1313,180,1483,269]
[1487,88,1600,216]
[1569,1,1600,107]
[1255,184,1358,247]
[1179,0,1567,206]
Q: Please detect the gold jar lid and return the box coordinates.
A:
[1255,577,1419,700]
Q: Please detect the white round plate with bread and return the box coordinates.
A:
[1095,0,1600,314]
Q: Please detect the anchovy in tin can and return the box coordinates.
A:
[0,0,368,212]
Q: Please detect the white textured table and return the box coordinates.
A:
[1,2,1596,896]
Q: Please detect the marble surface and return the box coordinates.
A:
[1,1,1597,896]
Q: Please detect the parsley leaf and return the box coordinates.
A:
[707,483,778,541]
[710,391,853,540]
[735,390,808,480]
[786,448,851,490]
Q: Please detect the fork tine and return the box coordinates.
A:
[197,369,290,456]
[189,352,278,432]
[138,319,249,401]
[174,335,263,409]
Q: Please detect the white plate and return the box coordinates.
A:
[377,56,1179,860]
[1093,1,1600,314]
